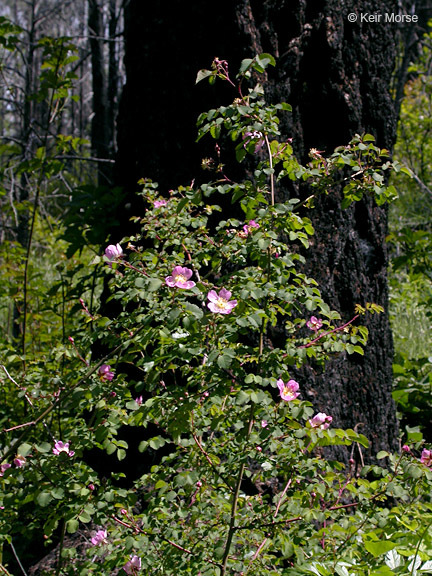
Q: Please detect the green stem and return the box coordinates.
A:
[55,519,66,576]
[220,406,255,575]
[411,518,432,575]
[264,134,275,206]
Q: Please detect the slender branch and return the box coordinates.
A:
[4,421,35,433]
[9,542,28,576]
[191,431,233,492]
[298,314,360,349]
[55,520,66,576]
[248,479,292,568]
[410,169,432,198]
[54,155,115,164]
[264,134,275,206]
[411,519,432,575]
[221,405,255,575]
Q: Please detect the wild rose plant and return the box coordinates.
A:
[0,54,427,576]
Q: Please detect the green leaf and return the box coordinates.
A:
[210,124,221,139]
[148,277,163,291]
[196,69,213,84]
[51,488,65,500]
[66,519,79,534]
[18,442,32,456]
[364,540,396,557]
[36,492,53,507]
[78,510,92,523]
[214,547,225,559]
[149,436,166,450]
[117,448,127,461]
[377,450,390,460]
[255,53,276,70]
[238,58,254,76]
[184,302,203,319]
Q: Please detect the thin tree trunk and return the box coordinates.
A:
[88,0,112,184]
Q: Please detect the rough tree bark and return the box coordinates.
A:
[114,0,430,459]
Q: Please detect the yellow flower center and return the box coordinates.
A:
[175,274,187,283]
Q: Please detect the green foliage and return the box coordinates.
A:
[388,26,432,437]
[0,53,431,576]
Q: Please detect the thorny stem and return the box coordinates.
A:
[247,479,293,570]
[111,515,221,568]
[298,314,360,349]
[1,365,54,438]
[191,414,234,491]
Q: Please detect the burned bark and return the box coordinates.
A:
[114,0,431,458]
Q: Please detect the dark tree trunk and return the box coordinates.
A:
[88,0,113,184]
[114,0,430,459]
[248,0,402,460]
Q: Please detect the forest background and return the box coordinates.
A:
[0,1,432,575]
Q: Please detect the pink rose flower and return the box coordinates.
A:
[242,220,260,235]
[306,316,323,331]
[13,455,26,468]
[309,412,333,430]
[53,441,75,457]
[165,266,196,289]
[135,396,143,406]
[402,444,410,453]
[91,529,108,546]
[105,243,123,263]
[277,379,300,402]
[207,288,238,314]
[261,420,268,428]
[0,463,11,477]
[243,130,265,153]
[154,199,167,208]
[420,449,432,466]
[98,364,114,381]
[123,555,142,574]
